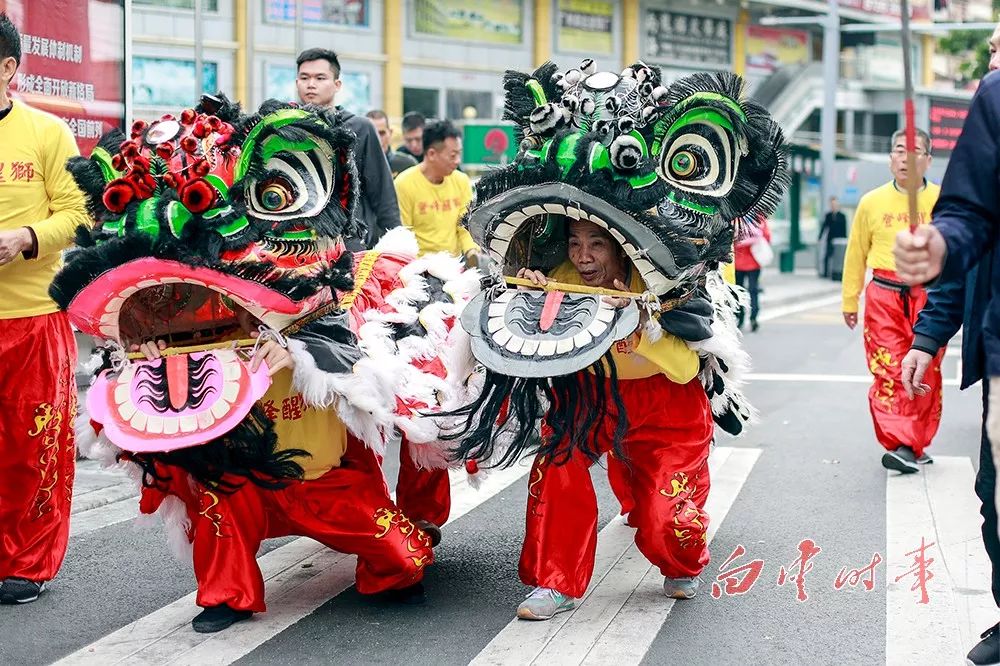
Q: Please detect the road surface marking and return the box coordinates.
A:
[471,446,758,666]
[55,463,530,666]
[886,456,994,665]
[747,372,959,387]
[758,294,841,323]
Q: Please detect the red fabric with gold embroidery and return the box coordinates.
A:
[0,311,77,582]
[519,374,713,598]
[863,270,944,457]
[142,436,433,613]
[396,436,451,527]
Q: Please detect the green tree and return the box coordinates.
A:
[937,2,998,85]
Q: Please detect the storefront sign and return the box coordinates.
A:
[413,0,523,45]
[746,26,810,74]
[558,0,613,54]
[3,0,125,152]
[645,9,732,68]
[928,97,971,156]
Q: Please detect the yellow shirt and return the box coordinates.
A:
[0,102,89,319]
[548,261,700,383]
[394,165,477,256]
[260,368,347,480]
[841,180,940,313]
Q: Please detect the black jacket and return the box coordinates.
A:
[819,211,847,242]
[912,251,994,389]
[932,72,1000,377]
[336,108,400,250]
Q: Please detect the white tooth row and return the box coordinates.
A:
[486,203,672,295]
[97,277,247,339]
[112,352,241,435]
[486,297,615,356]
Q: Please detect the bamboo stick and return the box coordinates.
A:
[126,338,257,360]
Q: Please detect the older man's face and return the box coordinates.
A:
[567,219,626,288]
[889,136,931,188]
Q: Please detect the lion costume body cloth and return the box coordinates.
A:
[53,96,479,612]
[443,60,788,597]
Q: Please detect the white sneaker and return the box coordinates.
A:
[516,586,575,620]
[663,576,700,599]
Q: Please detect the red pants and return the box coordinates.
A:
[520,374,714,598]
[142,437,433,612]
[395,436,451,527]
[863,271,944,456]
[0,312,77,583]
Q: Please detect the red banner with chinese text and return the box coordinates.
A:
[1,0,125,153]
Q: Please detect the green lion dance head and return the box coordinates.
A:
[447,59,789,466]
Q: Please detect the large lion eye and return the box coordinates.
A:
[657,108,741,199]
[245,136,334,221]
[669,151,697,177]
[257,177,296,212]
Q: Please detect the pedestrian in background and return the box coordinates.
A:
[366,108,417,177]
[394,119,478,261]
[842,128,941,474]
[397,111,425,163]
[734,216,772,332]
[295,48,399,249]
[0,11,90,604]
[819,196,848,279]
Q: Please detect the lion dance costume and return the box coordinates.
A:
[446,60,788,600]
[52,96,478,619]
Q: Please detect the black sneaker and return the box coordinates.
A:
[968,622,1000,665]
[882,446,919,474]
[0,578,45,604]
[917,453,934,465]
[191,604,253,633]
[414,520,442,547]
[751,320,759,333]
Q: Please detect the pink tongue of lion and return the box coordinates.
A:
[539,290,565,332]
[166,355,189,411]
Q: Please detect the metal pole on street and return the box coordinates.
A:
[899,0,920,233]
[194,0,204,98]
[820,0,840,208]
[295,0,305,58]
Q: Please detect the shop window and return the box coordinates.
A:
[132,57,218,107]
[133,0,219,9]
[446,90,493,121]
[403,87,439,119]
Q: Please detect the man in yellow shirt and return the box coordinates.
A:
[394,119,478,260]
[841,128,943,474]
[512,219,714,620]
[0,13,89,605]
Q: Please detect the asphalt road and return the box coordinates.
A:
[0,297,986,666]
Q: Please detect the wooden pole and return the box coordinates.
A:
[899,0,920,233]
[504,276,654,303]
[126,338,257,360]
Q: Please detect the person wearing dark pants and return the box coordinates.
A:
[903,248,998,665]
[819,196,847,278]
[734,268,760,331]
[734,217,770,332]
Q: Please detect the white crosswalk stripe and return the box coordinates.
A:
[470,446,759,666]
[886,456,996,666]
[70,462,138,537]
[55,463,531,666]
[54,447,998,665]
